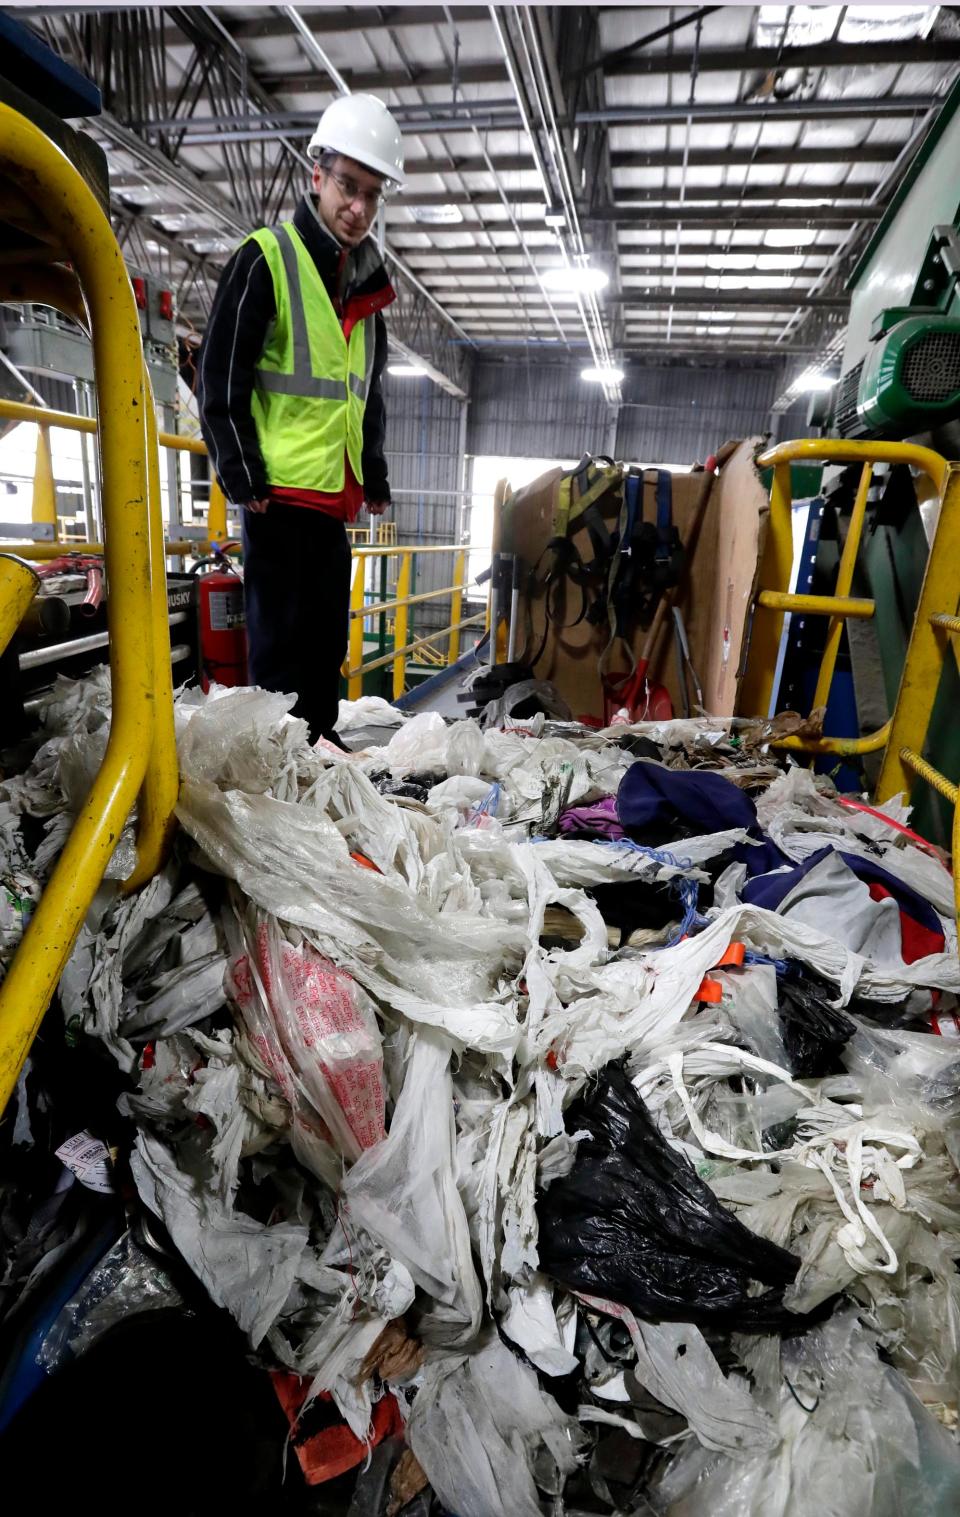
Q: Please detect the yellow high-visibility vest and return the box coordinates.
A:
[246,222,376,491]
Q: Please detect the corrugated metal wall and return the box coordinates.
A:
[383,375,465,638]
[616,366,786,463]
[467,360,787,464]
[467,361,614,459]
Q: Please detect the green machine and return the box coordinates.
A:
[812,75,960,839]
[831,224,960,441]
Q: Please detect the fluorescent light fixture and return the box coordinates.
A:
[705,274,794,291]
[839,5,938,43]
[765,228,817,247]
[707,251,806,273]
[706,253,756,271]
[388,363,427,377]
[756,5,837,47]
[758,252,805,270]
[582,365,624,384]
[792,368,837,392]
[541,264,609,294]
[544,204,566,228]
[779,196,831,208]
[410,203,464,225]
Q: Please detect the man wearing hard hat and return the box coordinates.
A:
[198,94,404,745]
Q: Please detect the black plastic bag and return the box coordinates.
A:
[777,964,856,1078]
[537,1064,802,1332]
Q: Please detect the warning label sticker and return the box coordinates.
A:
[209,588,245,631]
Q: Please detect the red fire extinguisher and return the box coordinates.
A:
[191,548,247,691]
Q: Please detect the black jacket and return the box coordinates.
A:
[196,195,393,506]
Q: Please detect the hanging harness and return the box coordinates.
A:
[525,457,683,671]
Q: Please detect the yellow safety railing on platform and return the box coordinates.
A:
[0,101,178,1112]
[1,393,480,702]
[0,395,229,553]
[873,465,960,938]
[742,437,960,940]
[741,438,951,757]
[345,544,483,699]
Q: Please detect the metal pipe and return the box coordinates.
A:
[506,555,521,664]
[758,591,876,619]
[0,347,48,407]
[118,91,939,139]
[126,374,180,892]
[21,642,192,717]
[19,611,189,670]
[20,594,70,639]
[666,14,703,345]
[279,2,476,378]
[757,438,948,495]
[282,6,350,93]
[0,102,166,1112]
[516,6,615,383]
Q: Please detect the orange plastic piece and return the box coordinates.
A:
[350,851,381,873]
[713,941,745,968]
[271,1374,403,1485]
[695,977,723,1003]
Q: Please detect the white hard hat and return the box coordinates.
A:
[308,93,405,187]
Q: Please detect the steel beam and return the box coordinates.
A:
[609,290,850,310]
[258,59,505,92]
[111,143,900,187]
[395,244,835,264]
[115,91,941,145]
[231,6,489,40]
[443,290,848,312]
[589,209,879,228]
[603,36,960,76]
[370,185,885,210]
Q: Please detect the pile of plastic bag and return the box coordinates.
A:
[3,674,960,1514]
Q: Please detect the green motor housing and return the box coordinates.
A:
[856,314,960,435]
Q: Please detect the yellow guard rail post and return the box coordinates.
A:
[0,103,174,1112]
[740,438,950,758]
[874,463,960,938]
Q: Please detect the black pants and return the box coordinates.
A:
[242,502,351,743]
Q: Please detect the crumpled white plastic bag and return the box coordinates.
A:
[501,1273,579,1377]
[328,1031,483,1347]
[407,1333,586,1517]
[578,1294,778,1456]
[132,1129,308,1348]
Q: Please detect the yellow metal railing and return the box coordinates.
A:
[874,467,960,937]
[0,102,178,1110]
[740,438,951,757]
[0,395,229,553]
[739,436,960,940]
[347,520,398,547]
[345,544,482,699]
[2,392,479,702]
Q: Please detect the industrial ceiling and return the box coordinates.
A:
[20,4,960,398]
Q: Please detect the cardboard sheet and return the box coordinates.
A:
[502,438,769,719]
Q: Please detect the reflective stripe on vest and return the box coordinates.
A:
[246,223,376,490]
